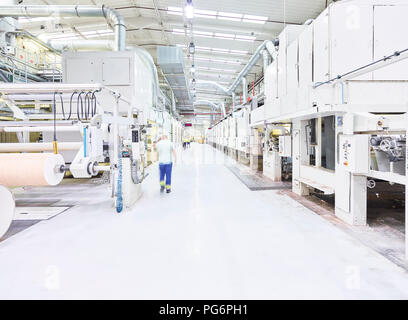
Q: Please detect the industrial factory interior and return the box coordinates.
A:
[1,0,408,301]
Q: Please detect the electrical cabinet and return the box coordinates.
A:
[339,134,370,174]
[279,136,292,157]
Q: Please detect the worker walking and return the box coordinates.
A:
[155,134,176,193]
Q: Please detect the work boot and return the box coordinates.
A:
[160,186,165,193]
[166,189,171,194]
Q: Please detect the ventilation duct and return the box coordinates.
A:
[48,39,115,52]
[0,5,126,51]
[157,46,193,111]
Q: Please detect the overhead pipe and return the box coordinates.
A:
[130,47,162,111]
[196,80,229,94]
[195,40,277,111]
[242,77,248,103]
[262,49,270,73]
[171,90,178,116]
[0,5,126,51]
[219,102,226,118]
[228,40,276,93]
[48,39,115,51]
[194,100,226,118]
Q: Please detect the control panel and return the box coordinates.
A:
[339,134,370,174]
[279,136,292,157]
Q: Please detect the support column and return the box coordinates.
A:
[292,119,309,195]
[334,113,367,226]
[249,127,263,172]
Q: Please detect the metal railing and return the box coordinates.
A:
[0,43,62,83]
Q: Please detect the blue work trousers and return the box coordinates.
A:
[159,163,173,189]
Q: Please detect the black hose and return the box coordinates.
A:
[91,90,99,117]
[84,91,92,120]
[77,91,85,121]
[68,91,78,120]
[56,92,64,120]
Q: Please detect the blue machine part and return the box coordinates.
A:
[116,147,123,213]
[83,127,87,158]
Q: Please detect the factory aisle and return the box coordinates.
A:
[1,143,408,299]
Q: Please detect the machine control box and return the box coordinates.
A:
[279,136,292,157]
[339,134,370,174]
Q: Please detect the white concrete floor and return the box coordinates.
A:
[1,143,408,299]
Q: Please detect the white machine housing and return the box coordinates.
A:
[63,51,154,124]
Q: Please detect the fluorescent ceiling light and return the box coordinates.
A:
[195,9,217,19]
[193,31,213,38]
[166,6,268,24]
[244,14,268,21]
[196,46,212,51]
[19,16,60,23]
[185,3,195,19]
[214,33,235,39]
[230,49,248,54]
[172,28,185,35]
[212,48,230,53]
[197,67,237,73]
[235,35,257,41]
[175,29,255,42]
[242,19,265,24]
[195,57,241,65]
[167,6,185,17]
[218,12,242,22]
[212,59,241,65]
[183,46,249,56]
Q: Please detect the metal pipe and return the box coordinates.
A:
[228,40,276,93]
[196,80,229,94]
[194,100,226,117]
[314,47,408,88]
[262,49,270,73]
[48,39,115,51]
[0,5,126,51]
[130,47,161,110]
[219,102,226,118]
[171,89,177,115]
[242,77,248,103]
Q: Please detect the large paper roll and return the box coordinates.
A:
[0,142,82,153]
[0,153,65,187]
[0,185,14,239]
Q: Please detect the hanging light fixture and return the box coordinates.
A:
[185,0,194,20]
[188,41,196,54]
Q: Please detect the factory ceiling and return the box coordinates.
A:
[18,0,332,110]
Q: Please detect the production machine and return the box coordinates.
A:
[207,0,408,258]
[0,49,162,238]
[260,0,408,238]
